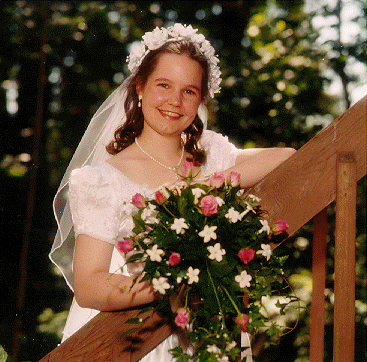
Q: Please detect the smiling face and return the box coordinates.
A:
[137,52,203,138]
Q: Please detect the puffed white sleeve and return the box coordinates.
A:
[200,130,242,173]
[68,166,120,244]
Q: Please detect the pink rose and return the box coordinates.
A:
[174,308,190,328]
[117,239,134,253]
[169,253,181,266]
[238,248,255,264]
[227,171,241,187]
[180,161,194,178]
[236,313,249,332]
[209,172,225,188]
[273,220,289,234]
[155,190,167,205]
[199,195,218,216]
[132,193,146,208]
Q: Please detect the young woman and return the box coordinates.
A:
[50,23,295,361]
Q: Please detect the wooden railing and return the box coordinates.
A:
[40,95,366,362]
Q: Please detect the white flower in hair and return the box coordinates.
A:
[127,43,146,73]
[170,23,197,38]
[127,23,221,98]
[142,26,169,50]
[201,39,216,58]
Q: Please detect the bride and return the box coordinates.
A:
[50,23,295,361]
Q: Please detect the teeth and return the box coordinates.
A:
[162,110,180,117]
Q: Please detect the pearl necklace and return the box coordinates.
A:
[135,137,185,174]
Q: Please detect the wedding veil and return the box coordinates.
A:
[49,75,208,291]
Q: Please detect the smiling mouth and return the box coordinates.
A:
[160,110,182,118]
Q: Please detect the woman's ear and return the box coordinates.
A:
[136,78,143,98]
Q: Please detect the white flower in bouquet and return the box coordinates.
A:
[258,218,271,234]
[208,242,226,262]
[207,345,222,354]
[198,225,217,243]
[235,270,252,288]
[146,244,164,262]
[121,161,295,362]
[171,218,189,234]
[187,266,200,284]
[225,207,242,223]
[192,187,206,204]
[215,196,225,207]
[256,243,273,261]
[152,277,170,294]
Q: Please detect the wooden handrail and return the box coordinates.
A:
[40,95,366,362]
[39,306,173,361]
[252,94,366,233]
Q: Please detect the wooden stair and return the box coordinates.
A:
[39,95,366,362]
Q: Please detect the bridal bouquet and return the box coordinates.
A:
[119,161,294,362]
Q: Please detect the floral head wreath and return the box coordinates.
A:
[127,23,222,98]
[49,24,216,291]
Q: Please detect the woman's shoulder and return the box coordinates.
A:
[201,130,238,154]
[69,163,111,188]
[200,130,239,173]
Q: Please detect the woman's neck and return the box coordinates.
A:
[136,132,184,166]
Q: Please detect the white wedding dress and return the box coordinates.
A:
[61,130,252,361]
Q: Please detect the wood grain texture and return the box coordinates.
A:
[252,95,366,236]
[309,209,328,362]
[39,95,366,361]
[333,153,357,362]
[39,307,172,362]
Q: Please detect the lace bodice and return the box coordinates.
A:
[61,130,253,361]
[68,130,240,249]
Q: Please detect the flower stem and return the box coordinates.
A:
[162,203,176,219]
[222,286,241,316]
[206,261,225,329]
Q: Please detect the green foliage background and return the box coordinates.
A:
[0,1,365,361]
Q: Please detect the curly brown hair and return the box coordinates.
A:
[106,40,210,166]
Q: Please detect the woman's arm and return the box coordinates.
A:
[223,147,296,189]
[73,234,157,311]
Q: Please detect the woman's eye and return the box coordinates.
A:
[185,89,196,96]
[158,83,169,89]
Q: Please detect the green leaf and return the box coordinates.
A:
[266,323,280,336]
[273,254,289,266]
[126,317,143,324]
[169,346,191,362]
[126,252,145,263]
[137,306,154,315]
[121,327,140,336]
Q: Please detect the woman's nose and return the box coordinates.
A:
[168,90,182,106]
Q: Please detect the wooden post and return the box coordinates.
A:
[37,96,366,362]
[310,208,327,362]
[333,152,356,362]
